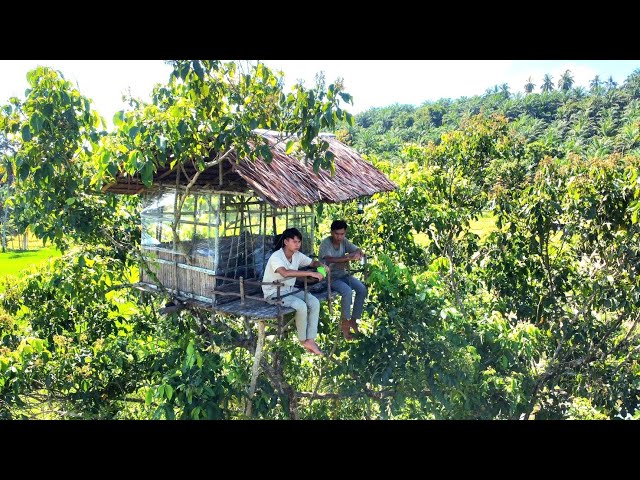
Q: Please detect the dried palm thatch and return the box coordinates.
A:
[103,131,396,205]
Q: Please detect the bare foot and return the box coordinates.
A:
[301,339,324,356]
[340,319,353,340]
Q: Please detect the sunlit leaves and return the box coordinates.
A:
[109,60,354,185]
[20,125,31,142]
[0,66,116,251]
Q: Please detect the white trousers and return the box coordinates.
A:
[281,290,320,341]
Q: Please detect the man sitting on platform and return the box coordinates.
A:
[262,228,329,356]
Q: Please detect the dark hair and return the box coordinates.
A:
[273,227,303,251]
[331,220,348,231]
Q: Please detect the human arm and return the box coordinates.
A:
[275,266,325,281]
[344,239,364,260]
[309,259,330,271]
[319,237,363,264]
[324,243,364,263]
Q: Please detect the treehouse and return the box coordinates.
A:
[103,130,396,321]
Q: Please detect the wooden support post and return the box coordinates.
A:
[276,283,281,320]
[245,319,265,418]
[239,276,245,306]
[211,274,217,306]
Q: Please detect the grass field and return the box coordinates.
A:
[468,215,498,242]
[0,247,61,290]
[414,213,498,247]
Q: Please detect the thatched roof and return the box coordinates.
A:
[103,131,396,207]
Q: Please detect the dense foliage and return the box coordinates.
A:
[1,63,640,419]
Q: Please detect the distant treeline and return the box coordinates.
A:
[342,68,640,161]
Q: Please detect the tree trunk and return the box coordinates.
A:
[1,206,6,253]
[245,320,266,417]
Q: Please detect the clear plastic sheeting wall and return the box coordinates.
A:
[139,187,316,305]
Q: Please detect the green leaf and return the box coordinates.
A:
[128,126,140,140]
[145,388,153,405]
[285,140,295,155]
[261,144,273,163]
[339,92,353,104]
[21,125,32,142]
[65,197,76,206]
[42,104,54,118]
[500,355,508,369]
[192,61,204,80]
[19,161,30,181]
[178,120,187,136]
[179,63,190,80]
[141,161,154,188]
[324,150,335,166]
[113,111,124,127]
[346,112,355,127]
[128,150,139,168]
[107,162,118,177]
[155,136,167,153]
[165,384,174,401]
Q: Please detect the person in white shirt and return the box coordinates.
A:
[262,228,329,356]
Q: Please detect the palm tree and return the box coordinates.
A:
[524,76,535,94]
[572,87,587,100]
[355,129,379,154]
[570,112,592,139]
[606,75,618,90]
[622,98,640,123]
[598,111,617,137]
[541,74,554,93]
[623,69,640,96]
[617,122,640,154]
[500,83,511,98]
[565,137,586,155]
[589,75,601,91]
[587,137,613,159]
[485,85,499,96]
[558,70,575,92]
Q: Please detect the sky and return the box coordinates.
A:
[1,60,639,130]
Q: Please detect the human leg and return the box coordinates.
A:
[348,276,368,333]
[331,278,354,339]
[288,291,323,355]
[292,291,320,339]
[282,294,310,341]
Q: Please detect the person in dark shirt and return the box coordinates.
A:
[318,220,368,340]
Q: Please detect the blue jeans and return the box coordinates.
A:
[331,275,367,321]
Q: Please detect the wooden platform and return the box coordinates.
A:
[135,282,333,320]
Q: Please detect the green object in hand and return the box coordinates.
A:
[316,266,327,277]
